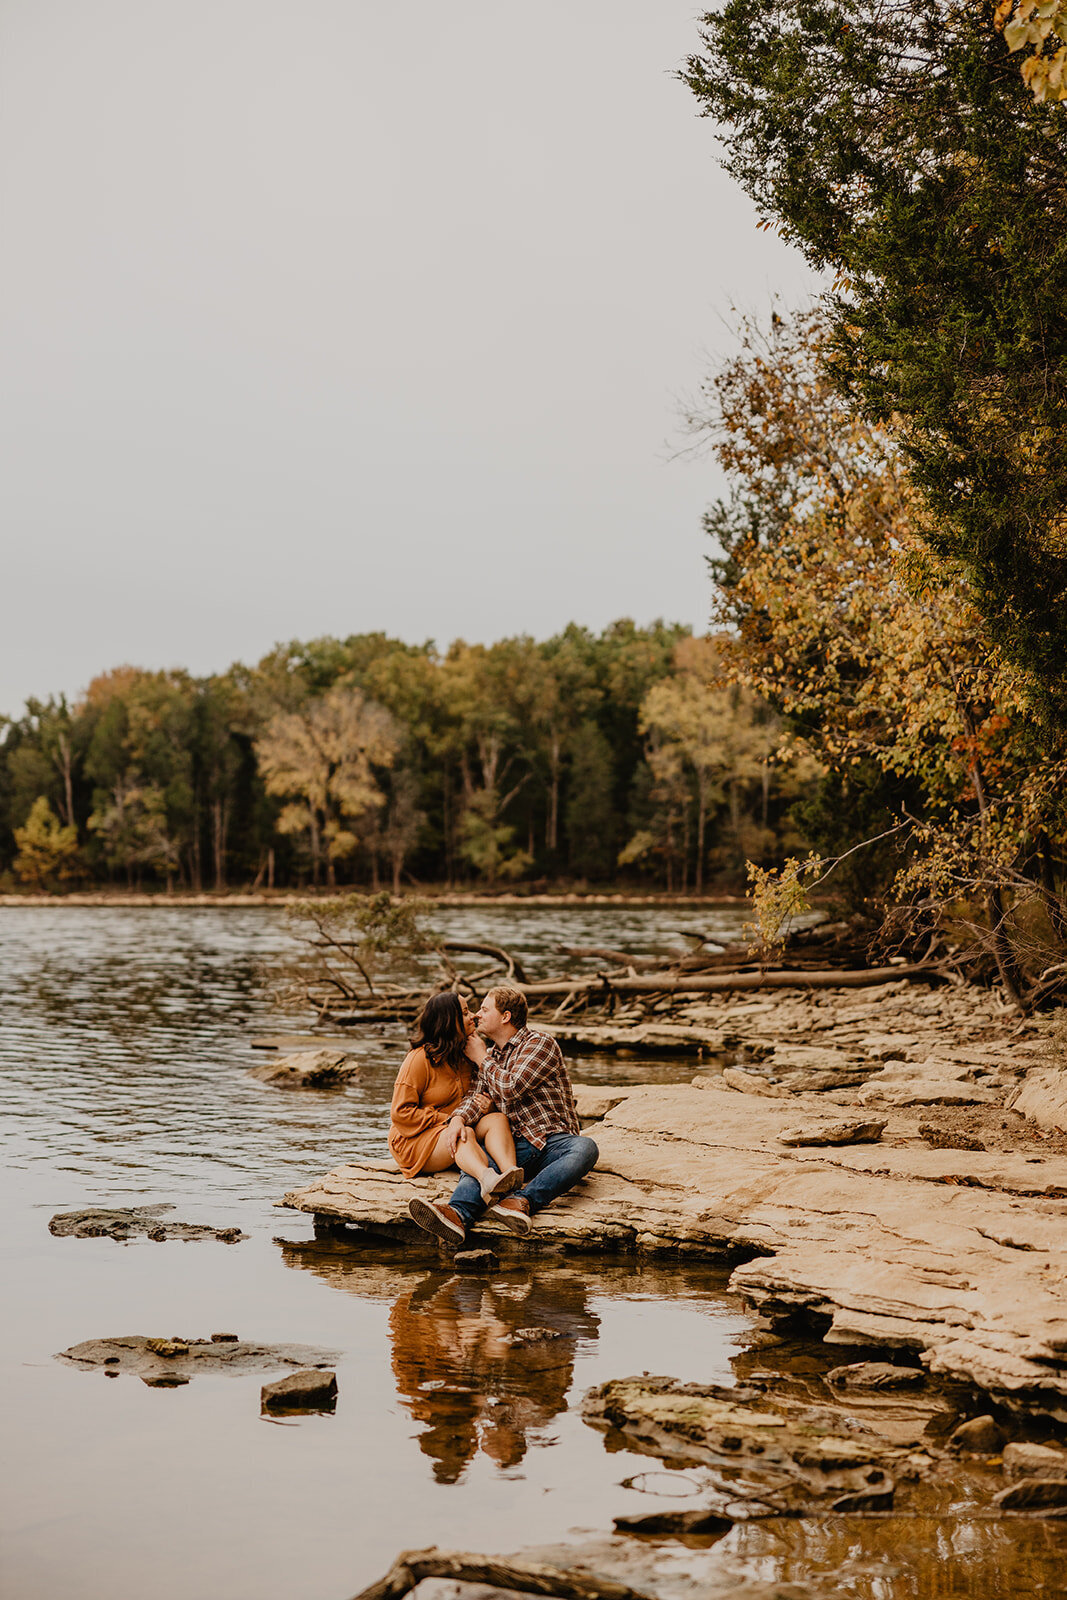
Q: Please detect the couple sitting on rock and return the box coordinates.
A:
[388,984,598,1246]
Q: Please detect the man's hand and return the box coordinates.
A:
[470,1092,492,1117]
[446,1116,469,1157]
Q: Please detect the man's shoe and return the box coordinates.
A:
[480,1165,524,1203]
[487,1195,532,1236]
[408,1198,466,1245]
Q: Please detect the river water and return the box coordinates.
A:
[1,906,1064,1600]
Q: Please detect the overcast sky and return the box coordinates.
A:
[0,2,818,717]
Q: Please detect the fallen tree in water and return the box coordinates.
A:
[273,892,949,1028]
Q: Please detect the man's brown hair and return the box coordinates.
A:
[486,984,528,1029]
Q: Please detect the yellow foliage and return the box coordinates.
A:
[14,797,80,889]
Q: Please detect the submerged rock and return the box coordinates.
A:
[261,1368,337,1412]
[612,1507,732,1536]
[247,1049,359,1089]
[56,1335,338,1386]
[582,1375,901,1513]
[49,1207,246,1243]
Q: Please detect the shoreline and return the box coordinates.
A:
[0,889,750,909]
[283,976,1067,1414]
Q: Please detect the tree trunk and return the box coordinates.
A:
[57,734,74,828]
[212,798,228,891]
[547,732,561,854]
[696,781,707,895]
[310,813,321,887]
[267,847,275,890]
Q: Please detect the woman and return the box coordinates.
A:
[388,991,522,1202]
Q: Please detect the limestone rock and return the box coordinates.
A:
[778,1121,886,1148]
[766,1046,865,1074]
[721,1067,789,1098]
[453,1249,499,1273]
[856,1060,1000,1107]
[261,1368,337,1411]
[1008,1067,1067,1133]
[57,1335,338,1385]
[994,1476,1067,1510]
[248,1049,359,1088]
[1003,1442,1067,1479]
[573,1085,633,1120]
[49,1207,246,1243]
[281,1082,1067,1407]
[826,1363,925,1391]
[582,1375,898,1512]
[949,1415,1006,1453]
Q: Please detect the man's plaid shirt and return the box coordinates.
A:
[456,1026,580,1149]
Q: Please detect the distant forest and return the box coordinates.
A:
[0,622,814,893]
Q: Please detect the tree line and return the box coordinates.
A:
[0,623,815,894]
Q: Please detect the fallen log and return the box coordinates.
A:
[519,963,941,997]
[351,1546,657,1600]
[438,939,529,983]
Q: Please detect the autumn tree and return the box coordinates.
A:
[255,684,400,887]
[13,798,80,889]
[698,307,1067,1000]
[684,0,1067,712]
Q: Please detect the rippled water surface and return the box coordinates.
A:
[2,906,1064,1600]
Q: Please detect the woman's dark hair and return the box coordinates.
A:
[412,991,469,1070]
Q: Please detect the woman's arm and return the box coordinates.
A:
[389,1056,444,1138]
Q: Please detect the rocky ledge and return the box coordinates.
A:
[282,991,1067,1415]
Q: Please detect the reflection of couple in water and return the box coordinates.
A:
[388,985,599,1245]
[388,1269,600,1482]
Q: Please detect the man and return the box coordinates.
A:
[408,984,598,1246]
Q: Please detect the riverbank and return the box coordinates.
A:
[283,978,1067,1417]
[0,889,749,907]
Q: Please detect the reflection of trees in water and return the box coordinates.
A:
[389,1271,599,1484]
[726,1514,1067,1599]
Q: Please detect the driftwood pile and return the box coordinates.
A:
[290,919,947,1035]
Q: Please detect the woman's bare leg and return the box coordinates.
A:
[475,1112,519,1175]
[422,1125,492,1180]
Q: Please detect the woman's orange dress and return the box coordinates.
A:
[388,1047,474,1178]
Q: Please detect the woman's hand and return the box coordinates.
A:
[446,1115,469,1157]
[464,1032,487,1066]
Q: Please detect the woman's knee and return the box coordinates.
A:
[477,1111,509,1135]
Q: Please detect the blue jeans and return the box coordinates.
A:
[447,1131,599,1230]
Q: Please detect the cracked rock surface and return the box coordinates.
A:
[282,986,1067,1410]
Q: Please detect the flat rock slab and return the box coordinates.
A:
[573,1085,635,1120]
[56,1335,338,1386]
[49,1206,245,1243]
[248,1049,360,1088]
[282,1081,1067,1408]
[549,1021,728,1054]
